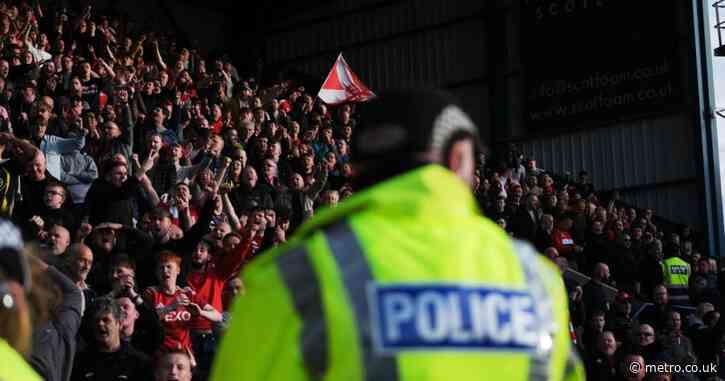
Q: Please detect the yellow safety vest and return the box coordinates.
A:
[211,165,584,381]
[661,257,690,302]
[0,338,42,381]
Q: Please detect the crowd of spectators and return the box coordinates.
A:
[477,145,724,380]
[0,1,721,381]
[0,1,354,380]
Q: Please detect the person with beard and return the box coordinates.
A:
[183,229,254,380]
[585,331,619,381]
[639,285,675,332]
[71,297,154,381]
[583,263,613,318]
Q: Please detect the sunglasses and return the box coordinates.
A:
[638,332,654,337]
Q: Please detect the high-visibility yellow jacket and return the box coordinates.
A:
[0,338,42,381]
[662,256,691,302]
[211,165,584,381]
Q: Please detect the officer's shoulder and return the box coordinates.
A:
[242,233,319,284]
[510,238,566,289]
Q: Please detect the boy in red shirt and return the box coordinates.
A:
[143,251,222,366]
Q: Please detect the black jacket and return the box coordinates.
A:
[582,280,610,318]
[511,208,540,243]
[126,301,164,356]
[85,227,154,295]
[85,177,144,227]
[30,266,84,381]
[71,341,153,381]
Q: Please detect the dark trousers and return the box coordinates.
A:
[191,330,217,381]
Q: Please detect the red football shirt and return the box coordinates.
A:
[186,238,252,331]
[551,229,576,257]
[144,287,204,353]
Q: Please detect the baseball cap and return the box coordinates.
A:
[615,291,632,303]
[352,89,479,164]
[0,219,30,290]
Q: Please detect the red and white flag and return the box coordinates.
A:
[318,54,375,105]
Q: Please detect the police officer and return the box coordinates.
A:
[661,243,691,305]
[211,89,584,380]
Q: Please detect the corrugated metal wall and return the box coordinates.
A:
[263,0,490,135]
[519,114,696,191]
[267,0,485,63]
[519,113,701,228]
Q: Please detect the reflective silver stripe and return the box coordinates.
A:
[324,221,399,381]
[276,246,329,378]
[511,239,557,381]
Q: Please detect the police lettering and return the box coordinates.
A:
[373,285,540,352]
[670,265,689,275]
